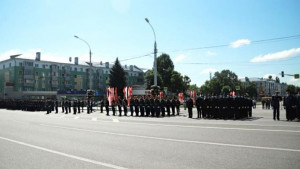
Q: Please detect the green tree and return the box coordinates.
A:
[245,82,257,98]
[157,53,174,88]
[200,69,241,95]
[108,58,127,97]
[144,70,162,89]
[221,85,231,95]
[170,71,184,93]
[275,76,280,83]
[199,83,210,95]
[183,75,191,90]
[286,84,296,94]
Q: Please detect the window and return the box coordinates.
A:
[19,71,23,75]
[42,65,45,68]
[9,63,11,67]
[74,75,77,78]
[74,68,77,72]
[80,68,83,72]
[3,65,5,69]
[35,72,38,76]
[35,64,39,68]
[19,63,23,66]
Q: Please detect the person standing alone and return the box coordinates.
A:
[272,91,282,120]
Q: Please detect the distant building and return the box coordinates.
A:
[0,52,145,99]
[240,77,287,98]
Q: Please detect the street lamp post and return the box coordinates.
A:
[145,18,158,86]
[74,35,92,90]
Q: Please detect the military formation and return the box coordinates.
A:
[186,96,253,119]
[1,89,299,122]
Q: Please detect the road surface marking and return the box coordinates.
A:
[116,121,300,133]
[112,119,120,123]
[0,136,128,169]
[39,123,300,153]
[74,117,79,119]
[92,117,97,121]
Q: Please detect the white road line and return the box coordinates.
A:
[39,124,300,153]
[92,117,97,121]
[74,117,79,119]
[0,136,128,169]
[117,121,300,133]
[112,119,120,123]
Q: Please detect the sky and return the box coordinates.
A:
[0,0,299,87]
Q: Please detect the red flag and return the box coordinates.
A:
[178,93,184,103]
[160,91,164,98]
[114,87,118,101]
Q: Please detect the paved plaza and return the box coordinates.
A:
[0,106,299,169]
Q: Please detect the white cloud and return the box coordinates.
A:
[250,47,300,63]
[200,68,217,75]
[230,39,251,48]
[206,51,217,56]
[174,54,186,63]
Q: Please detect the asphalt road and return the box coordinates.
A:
[0,106,299,169]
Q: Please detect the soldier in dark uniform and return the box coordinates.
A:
[117,96,122,116]
[123,98,128,116]
[112,99,116,116]
[62,100,65,113]
[154,96,161,117]
[196,96,202,118]
[186,97,193,118]
[81,100,84,112]
[171,96,176,116]
[176,97,180,115]
[296,89,300,120]
[160,96,166,117]
[68,100,71,114]
[134,96,140,116]
[77,100,81,113]
[166,96,171,116]
[100,99,104,113]
[139,96,145,116]
[150,96,155,117]
[284,90,296,121]
[129,97,134,116]
[55,99,59,113]
[105,98,110,116]
[73,100,78,115]
[145,95,150,117]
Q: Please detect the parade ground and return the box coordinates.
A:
[0,107,299,169]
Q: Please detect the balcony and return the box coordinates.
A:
[23,82,34,87]
[24,74,34,79]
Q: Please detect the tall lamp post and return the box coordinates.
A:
[145,18,157,86]
[74,35,92,90]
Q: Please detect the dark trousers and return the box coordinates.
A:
[135,106,139,116]
[118,106,122,116]
[197,107,201,118]
[123,106,127,116]
[146,106,150,116]
[188,107,193,118]
[161,107,165,117]
[105,106,109,115]
[273,108,280,120]
[140,106,145,116]
[130,106,134,116]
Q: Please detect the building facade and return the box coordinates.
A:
[240,77,287,98]
[0,52,145,99]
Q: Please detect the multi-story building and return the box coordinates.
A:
[240,77,287,98]
[0,52,145,99]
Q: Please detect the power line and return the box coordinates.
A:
[162,34,300,53]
